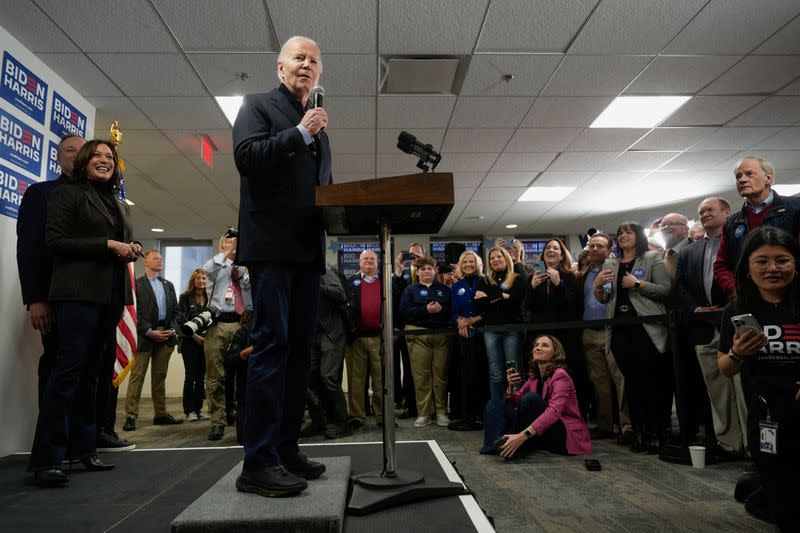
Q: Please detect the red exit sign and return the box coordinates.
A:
[201,134,215,168]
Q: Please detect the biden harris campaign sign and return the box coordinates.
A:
[46,139,60,181]
[50,91,86,138]
[0,161,32,218]
[0,106,42,175]
[1,51,47,124]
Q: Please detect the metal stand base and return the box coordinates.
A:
[354,469,424,488]
[347,473,466,516]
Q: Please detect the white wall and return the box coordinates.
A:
[0,24,95,456]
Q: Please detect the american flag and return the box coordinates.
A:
[113,261,138,387]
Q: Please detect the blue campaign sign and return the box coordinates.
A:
[46,139,60,181]
[0,161,34,219]
[49,91,87,138]
[0,106,43,175]
[0,51,48,124]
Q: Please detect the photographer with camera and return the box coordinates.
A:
[178,268,210,422]
[122,250,181,432]
[203,230,252,441]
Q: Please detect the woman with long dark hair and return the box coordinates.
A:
[593,222,671,453]
[717,226,800,530]
[482,334,591,457]
[27,140,141,486]
[178,268,209,421]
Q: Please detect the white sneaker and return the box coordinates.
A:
[197,411,210,420]
[414,416,432,428]
[436,413,450,427]
[186,412,199,422]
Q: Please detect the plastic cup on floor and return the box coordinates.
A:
[689,445,706,469]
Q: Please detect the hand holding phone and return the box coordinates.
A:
[731,313,761,334]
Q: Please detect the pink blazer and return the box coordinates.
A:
[509,368,592,455]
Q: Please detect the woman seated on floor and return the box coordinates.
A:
[481,334,591,458]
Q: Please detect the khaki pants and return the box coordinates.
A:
[406,327,450,416]
[583,328,631,432]
[345,336,383,423]
[204,321,241,428]
[695,329,748,454]
[125,341,174,419]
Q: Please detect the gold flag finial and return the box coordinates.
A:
[109,120,122,147]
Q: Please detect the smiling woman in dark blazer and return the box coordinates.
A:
[27,140,141,487]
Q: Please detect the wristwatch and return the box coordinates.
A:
[633,281,641,289]
[728,350,743,362]
[523,427,533,439]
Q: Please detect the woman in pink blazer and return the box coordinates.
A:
[481,334,592,457]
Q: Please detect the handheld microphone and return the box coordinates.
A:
[310,85,325,108]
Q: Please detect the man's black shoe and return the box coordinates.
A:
[226,410,236,427]
[735,470,761,502]
[348,418,365,430]
[96,431,135,452]
[122,417,135,431]
[397,409,415,420]
[448,418,483,431]
[82,454,115,471]
[283,453,326,480]
[324,423,352,439]
[744,486,774,523]
[34,469,69,487]
[153,414,183,425]
[208,425,224,441]
[236,465,307,497]
[299,421,325,438]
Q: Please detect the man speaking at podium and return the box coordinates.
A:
[232,35,332,498]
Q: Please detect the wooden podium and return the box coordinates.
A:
[316,172,465,514]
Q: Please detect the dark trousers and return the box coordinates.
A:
[393,336,417,414]
[37,329,59,407]
[482,392,567,455]
[450,334,487,420]
[182,342,206,415]
[243,263,320,470]
[611,324,665,434]
[308,331,348,425]
[671,328,713,443]
[28,296,123,471]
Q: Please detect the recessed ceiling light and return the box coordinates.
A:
[123,198,135,206]
[151,228,165,233]
[590,96,691,128]
[505,224,518,229]
[518,186,575,202]
[773,184,800,197]
[215,96,244,126]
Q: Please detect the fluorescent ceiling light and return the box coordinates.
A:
[123,198,135,206]
[590,96,691,128]
[774,184,800,197]
[505,224,518,229]
[215,96,244,126]
[151,228,165,233]
[519,186,575,202]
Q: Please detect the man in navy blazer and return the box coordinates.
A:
[16,134,85,403]
[232,35,332,498]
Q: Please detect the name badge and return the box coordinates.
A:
[759,420,778,455]
[224,285,234,302]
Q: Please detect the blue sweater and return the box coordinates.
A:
[399,281,452,329]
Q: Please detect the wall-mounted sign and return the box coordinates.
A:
[1,51,47,124]
[0,161,33,219]
[46,139,60,180]
[0,106,42,175]
[49,91,87,138]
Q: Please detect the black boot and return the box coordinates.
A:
[299,417,325,438]
[645,425,662,455]
[630,426,647,453]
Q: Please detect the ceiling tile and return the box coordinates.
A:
[162,129,233,159]
[482,172,538,187]
[0,0,80,53]
[661,96,764,126]
[442,129,514,153]
[752,128,800,150]
[690,127,783,150]
[750,150,800,170]
[91,54,207,96]
[729,96,800,126]
[460,54,562,96]
[380,0,487,54]
[570,0,706,54]
[116,130,179,156]
[477,0,596,52]
[542,55,652,96]
[568,129,649,152]
[505,128,583,152]
[324,129,375,154]
[660,150,739,171]
[317,54,377,96]
[36,0,178,53]
[377,129,445,154]
[189,53,277,96]
[154,0,276,52]
[377,96,455,128]
[492,152,558,172]
[547,151,620,171]
[128,154,203,181]
[450,97,535,128]
[607,151,679,171]
[755,15,800,54]
[267,0,376,53]
[522,97,615,127]
[624,55,742,95]
[778,77,800,95]
[326,97,376,128]
[533,171,595,187]
[462,199,515,216]
[475,187,527,201]
[437,153,499,172]
[664,0,800,55]
[701,56,800,95]
[90,97,157,130]
[454,187,476,202]
[332,154,375,175]
[132,97,229,129]
[452,172,488,187]
[633,127,718,151]
[376,154,423,176]
[35,53,122,97]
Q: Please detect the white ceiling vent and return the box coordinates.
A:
[381,57,465,94]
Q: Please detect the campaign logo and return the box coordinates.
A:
[0,107,43,175]
[50,91,87,138]
[1,52,48,124]
[46,139,61,181]
[0,161,34,220]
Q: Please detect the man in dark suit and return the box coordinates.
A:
[17,134,84,404]
[122,249,181,430]
[677,197,748,457]
[232,35,332,498]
